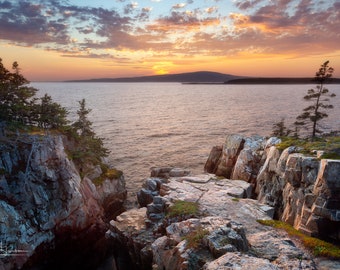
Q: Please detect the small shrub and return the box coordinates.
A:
[232,198,240,202]
[92,167,123,186]
[183,226,209,249]
[105,168,123,180]
[257,219,340,258]
[166,200,199,218]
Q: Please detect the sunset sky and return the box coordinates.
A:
[0,0,339,81]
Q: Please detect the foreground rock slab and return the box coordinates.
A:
[107,169,338,270]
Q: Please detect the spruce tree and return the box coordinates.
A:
[71,99,109,173]
[0,58,68,130]
[37,94,68,129]
[0,58,37,124]
[271,118,291,137]
[295,61,336,139]
[72,99,95,137]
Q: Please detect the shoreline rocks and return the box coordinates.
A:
[107,134,339,269]
[2,132,339,269]
[107,166,339,269]
[205,135,340,242]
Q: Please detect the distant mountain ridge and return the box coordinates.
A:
[66,71,340,84]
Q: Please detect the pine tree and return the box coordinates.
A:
[0,58,68,130]
[71,99,109,173]
[271,118,291,137]
[72,99,95,137]
[0,58,37,124]
[36,94,68,129]
[295,61,336,139]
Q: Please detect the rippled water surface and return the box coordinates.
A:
[32,82,340,205]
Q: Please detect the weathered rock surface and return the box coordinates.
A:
[107,169,338,270]
[205,134,340,242]
[212,134,245,178]
[0,134,126,269]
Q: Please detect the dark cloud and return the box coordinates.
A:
[76,27,94,35]
[19,2,42,17]
[216,0,340,57]
[136,7,152,22]
[60,52,131,62]
[159,11,200,26]
[0,1,70,45]
[0,0,133,51]
[172,3,186,10]
[124,3,137,14]
[0,0,11,9]
[0,0,338,61]
[245,0,339,32]
[235,0,265,10]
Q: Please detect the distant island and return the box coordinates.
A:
[226,77,340,84]
[66,71,340,84]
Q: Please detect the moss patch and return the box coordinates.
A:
[257,219,340,258]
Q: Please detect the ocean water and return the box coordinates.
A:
[31,82,340,206]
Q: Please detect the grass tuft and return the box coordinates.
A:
[183,226,209,249]
[166,200,200,218]
[257,219,340,258]
[277,136,340,159]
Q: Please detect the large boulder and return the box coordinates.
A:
[231,136,266,185]
[205,134,245,178]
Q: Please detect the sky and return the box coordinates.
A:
[0,0,339,81]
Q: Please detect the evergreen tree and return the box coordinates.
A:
[295,61,336,139]
[271,118,291,137]
[0,58,37,124]
[72,99,95,137]
[71,99,109,173]
[36,94,69,129]
[0,58,68,130]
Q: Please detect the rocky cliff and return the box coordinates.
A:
[0,133,126,269]
[204,134,340,243]
[105,134,339,270]
[106,167,339,270]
